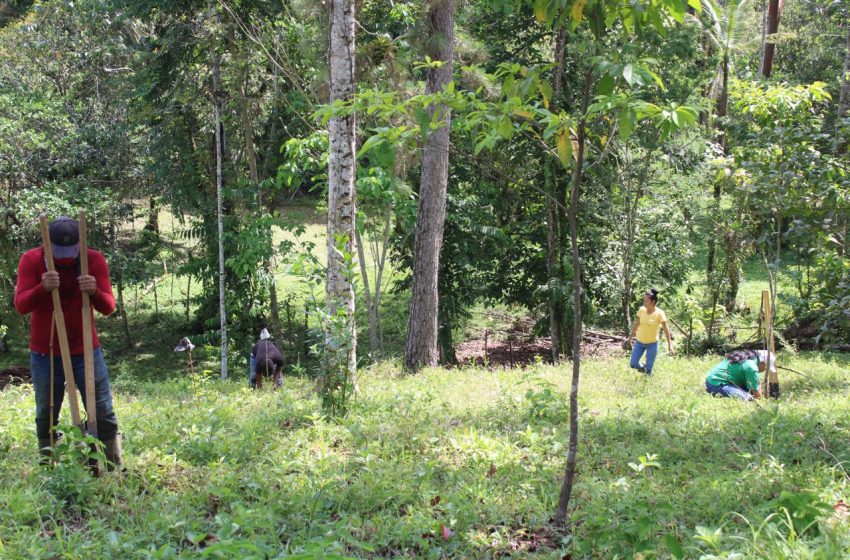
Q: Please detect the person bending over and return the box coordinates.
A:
[250,329,284,389]
[704,350,775,401]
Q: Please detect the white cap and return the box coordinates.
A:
[756,350,777,373]
[259,328,271,341]
[174,337,195,352]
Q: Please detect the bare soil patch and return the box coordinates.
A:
[456,318,626,368]
[0,365,31,389]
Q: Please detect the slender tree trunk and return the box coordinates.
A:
[185,270,192,324]
[547,28,567,363]
[836,25,850,152]
[236,55,284,345]
[759,0,767,71]
[327,0,357,375]
[840,26,850,119]
[717,55,729,144]
[374,211,393,358]
[623,182,634,336]
[153,276,159,320]
[404,0,456,371]
[355,228,379,362]
[707,54,729,280]
[555,68,592,526]
[116,271,133,349]
[146,197,159,236]
[760,0,782,78]
[546,166,562,362]
[210,0,228,380]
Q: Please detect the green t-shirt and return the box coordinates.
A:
[705,359,760,391]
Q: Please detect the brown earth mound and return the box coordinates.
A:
[0,365,31,389]
[456,330,626,368]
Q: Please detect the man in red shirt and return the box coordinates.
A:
[14,216,122,468]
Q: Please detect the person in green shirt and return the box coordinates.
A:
[704,350,773,401]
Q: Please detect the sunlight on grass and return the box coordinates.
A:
[0,353,847,558]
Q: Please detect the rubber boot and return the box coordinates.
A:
[103,434,123,472]
[38,437,54,465]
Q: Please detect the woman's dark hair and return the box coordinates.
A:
[725,350,758,364]
[645,288,659,302]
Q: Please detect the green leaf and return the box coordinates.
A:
[538,80,553,108]
[501,74,515,98]
[687,0,702,13]
[667,0,686,23]
[571,0,587,24]
[618,108,635,141]
[556,128,572,168]
[646,68,666,90]
[675,106,698,126]
[534,0,548,22]
[597,75,615,96]
[622,63,635,86]
[356,134,385,159]
[498,116,514,139]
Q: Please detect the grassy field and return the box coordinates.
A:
[1,204,847,558]
[0,352,848,559]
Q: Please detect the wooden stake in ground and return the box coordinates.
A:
[38,214,83,427]
[762,290,780,398]
[79,211,98,440]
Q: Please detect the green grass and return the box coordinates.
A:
[0,353,848,558]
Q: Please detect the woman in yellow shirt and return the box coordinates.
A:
[629,288,674,375]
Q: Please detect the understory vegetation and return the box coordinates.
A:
[0,353,848,559]
[1,0,849,557]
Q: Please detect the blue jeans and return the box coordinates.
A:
[630,341,658,375]
[705,380,753,401]
[249,354,281,388]
[31,347,119,441]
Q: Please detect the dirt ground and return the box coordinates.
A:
[0,365,31,390]
[456,326,626,368]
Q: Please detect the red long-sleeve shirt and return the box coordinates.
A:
[14,247,116,355]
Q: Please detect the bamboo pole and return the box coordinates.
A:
[38,214,82,427]
[79,211,98,439]
[762,290,780,398]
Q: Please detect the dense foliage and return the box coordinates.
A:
[0,0,848,554]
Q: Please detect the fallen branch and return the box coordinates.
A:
[667,318,690,338]
[585,330,626,342]
[777,365,814,381]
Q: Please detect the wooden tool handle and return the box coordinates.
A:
[39,214,56,271]
[79,210,89,275]
[78,211,98,438]
[38,213,83,426]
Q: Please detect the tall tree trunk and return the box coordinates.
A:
[146,196,159,237]
[547,28,567,363]
[404,0,456,371]
[185,270,192,324]
[355,228,379,362]
[707,54,729,281]
[759,0,767,71]
[622,180,635,336]
[546,166,562,362]
[112,223,133,349]
[554,67,592,526]
[210,0,228,380]
[836,25,850,152]
[327,0,357,375]
[717,54,729,144]
[760,0,782,78]
[236,54,284,345]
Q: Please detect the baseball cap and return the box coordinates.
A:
[756,350,777,373]
[48,216,80,259]
[259,328,271,340]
